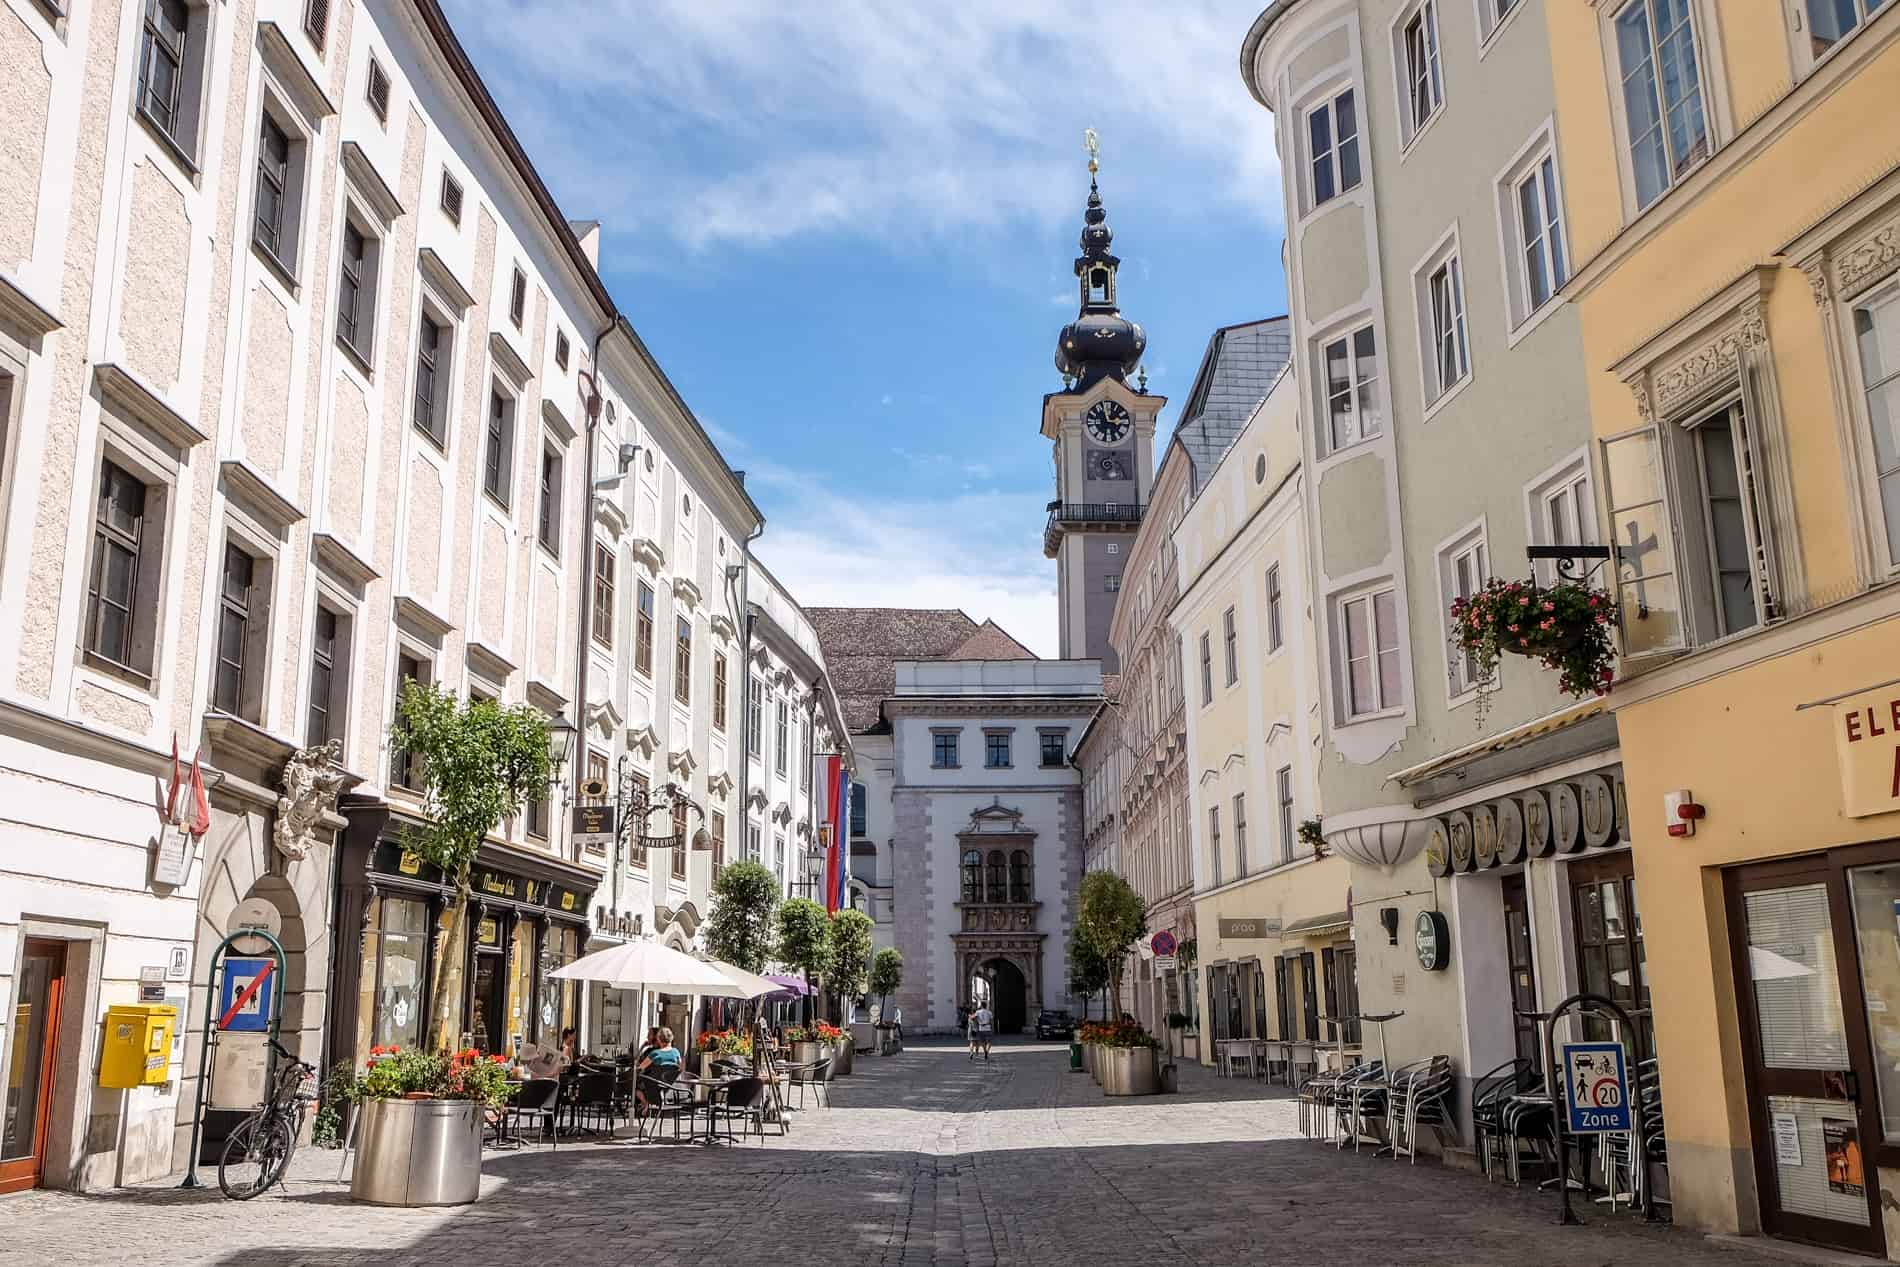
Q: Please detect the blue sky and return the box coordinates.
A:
[444,0,1289,655]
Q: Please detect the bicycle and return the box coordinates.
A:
[218,1038,315,1200]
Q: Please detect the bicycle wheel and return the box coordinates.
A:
[219,1113,293,1199]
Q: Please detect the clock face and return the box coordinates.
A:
[1085,400,1131,443]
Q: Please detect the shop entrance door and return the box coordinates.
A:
[1728,859,1884,1255]
[470,953,505,1056]
[1,941,67,1194]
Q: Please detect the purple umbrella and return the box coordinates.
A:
[766,973,814,997]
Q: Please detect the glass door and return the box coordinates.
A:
[1570,852,1652,1056]
[1502,873,1540,1064]
[1729,861,1883,1255]
[1,941,67,1194]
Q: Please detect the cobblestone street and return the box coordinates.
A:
[0,1040,1800,1267]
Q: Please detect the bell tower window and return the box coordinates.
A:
[1088,267,1110,304]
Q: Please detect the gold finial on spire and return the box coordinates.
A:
[1084,128,1100,175]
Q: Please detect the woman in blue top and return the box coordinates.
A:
[635,1026,682,1114]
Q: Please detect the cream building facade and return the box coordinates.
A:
[0,0,816,1191]
[1171,365,1349,1067]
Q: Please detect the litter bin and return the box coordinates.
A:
[1069,1040,1084,1071]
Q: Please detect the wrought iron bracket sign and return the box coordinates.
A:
[1525,544,1613,584]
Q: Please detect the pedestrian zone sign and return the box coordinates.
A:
[1561,1041,1631,1134]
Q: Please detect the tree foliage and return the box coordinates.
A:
[703,861,781,974]
[869,948,904,1021]
[776,898,833,979]
[388,681,551,1050]
[1077,870,1147,1009]
[826,909,876,1002]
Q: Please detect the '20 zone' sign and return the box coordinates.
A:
[1562,1041,1631,1134]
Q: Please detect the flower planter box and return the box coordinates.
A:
[788,1040,830,1080]
[831,1038,854,1076]
[351,1097,482,1207]
[1098,1046,1161,1097]
[1085,1042,1100,1080]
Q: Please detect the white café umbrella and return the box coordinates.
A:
[550,939,746,996]
[702,958,782,999]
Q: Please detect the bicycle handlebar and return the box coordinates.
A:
[268,1037,314,1073]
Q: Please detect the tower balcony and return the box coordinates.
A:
[1043,501,1144,557]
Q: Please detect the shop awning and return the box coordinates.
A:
[1386,698,1615,805]
[1281,911,1351,938]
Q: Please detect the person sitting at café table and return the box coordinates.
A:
[634,1027,682,1113]
[634,1026,661,1065]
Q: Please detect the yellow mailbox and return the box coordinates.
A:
[99,1003,177,1088]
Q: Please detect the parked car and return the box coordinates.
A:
[1035,1010,1076,1041]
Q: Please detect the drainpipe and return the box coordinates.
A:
[732,519,766,882]
[574,320,615,865]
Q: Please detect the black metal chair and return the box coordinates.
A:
[711,1077,774,1144]
[1499,1089,1558,1185]
[495,1077,560,1149]
[567,1070,619,1135]
[782,1055,832,1111]
[635,1065,696,1142]
[1471,1058,1535,1181]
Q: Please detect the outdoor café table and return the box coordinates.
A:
[674,1073,741,1143]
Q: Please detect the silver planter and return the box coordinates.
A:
[1086,1042,1100,1080]
[789,1040,830,1080]
[351,1097,483,1207]
[1099,1046,1161,1097]
[832,1038,854,1076]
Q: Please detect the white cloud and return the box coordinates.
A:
[710,434,1059,655]
[445,0,1280,259]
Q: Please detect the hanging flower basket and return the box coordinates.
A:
[1450,578,1619,711]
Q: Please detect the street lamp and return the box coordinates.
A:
[546,710,578,789]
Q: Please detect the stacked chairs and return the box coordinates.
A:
[1391,1055,1456,1164]
[1498,1089,1557,1184]
[1332,1061,1390,1151]
[1471,1058,1537,1181]
[1297,1064,1353,1141]
[1601,1058,1667,1210]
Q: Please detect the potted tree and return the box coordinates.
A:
[826,909,875,1072]
[703,860,781,976]
[1068,934,1110,1075]
[1077,870,1146,1023]
[364,685,548,1206]
[869,949,904,1055]
[777,898,833,1079]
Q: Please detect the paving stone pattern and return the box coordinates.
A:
[1,1041,1790,1267]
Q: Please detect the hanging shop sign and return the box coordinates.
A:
[476,869,520,900]
[1832,685,1900,819]
[1561,1041,1631,1134]
[1415,910,1450,971]
[1431,768,1625,880]
[573,804,616,853]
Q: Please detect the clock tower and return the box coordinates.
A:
[1041,142,1164,673]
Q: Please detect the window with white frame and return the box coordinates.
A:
[1851,285,1900,571]
[1222,606,1239,686]
[1438,528,1490,696]
[1478,0,1520,42]
[1803,0,1883,64]
[1612,0,1709,211]
[1336,586,1401,720]
[1528,457,1596,586]
[1306,88,1361,210]
[1683,401,1771,638]
[1600,426,1685,657]
[412,307,451,447]
[1277,766,1295,863]
[1208,804,1222,888]
[137,0,210,165]
[1498,133,1569,328]
[482,385,514,507]
[1397,0,1444,144]
[1266,564,1284,652]
[213,539,272,722]
[1198,631,1213,705]
[1320,325,1382,455]
[1417,238,1470,402]
[306,603,350,747]
[252,99,308,275]
[336,214,381,366]
[1232,793,1248,880]
[84,455,168,684]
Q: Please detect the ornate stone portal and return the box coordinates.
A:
[274,739,346,862]
[951,801,1046,1028]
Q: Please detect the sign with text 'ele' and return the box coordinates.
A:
[1833,686,1900,818]
[1561,1041,1631,1135]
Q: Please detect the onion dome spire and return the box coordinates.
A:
[1055,129,1146,390]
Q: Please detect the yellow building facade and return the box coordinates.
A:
[1548,4,1900,1255]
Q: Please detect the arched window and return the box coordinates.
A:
[986,850,1007,902]
[961,849,982,903]
[1089,267,1109,303]
[1010,849,1032,902]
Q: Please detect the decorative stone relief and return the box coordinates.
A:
[1650,310,1765,420]
[275,740,346,862]
[1800,254,1832,308]
[1838,214,1900,298]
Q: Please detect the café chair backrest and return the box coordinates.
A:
[516,1077,561,1111]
